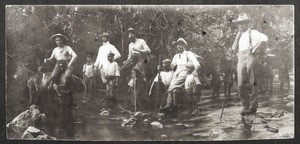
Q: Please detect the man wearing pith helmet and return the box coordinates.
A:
[44,33,78,95]
[231,13,268,118]
[94,32,121,84]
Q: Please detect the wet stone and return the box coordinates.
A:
[21,126,56,140]
[270,110,285,118]
[6,105,47,135]
[286,102,294,108]
[151,121,163,129]
[286,95,294,100]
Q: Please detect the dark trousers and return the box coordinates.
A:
[48,60,73,86]
[84,76,95,98]
[237,49,259,112]
[106,77,117,98]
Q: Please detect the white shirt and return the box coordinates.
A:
[239,29,268,52]
[83,63,94,77]
[127,38,150,60]
[170,50,200,73]
[94,41,121,70]
[153,70,174,86]
[51,46,76,61]
[106,61,120,77]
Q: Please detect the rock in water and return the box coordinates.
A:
[270,110,285,118]
[286,102,294,108]
[286,95,294,100]
[121,118,136,127]
[6,105,47,135]
[151,121,163,129]
[264,125,279,133]
[209,129,231,140]
[161,134,168,138]
[21,126,56,140]
[100,110,110,116]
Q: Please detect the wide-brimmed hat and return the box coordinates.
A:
[101,32,110,38]
[50,33,67,42]
[162,59,171,64]
[172,38,188,47]
[127,27,135,33]
[232,13,253,24]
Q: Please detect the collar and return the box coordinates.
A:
[103,41,110,45]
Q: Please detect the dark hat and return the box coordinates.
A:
[232,13,253,24]
[50,33,67,42]
[162,59,171,64]
[101,32,110,38]
[172,38,188,47]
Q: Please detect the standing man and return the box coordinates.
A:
[94,32,121,85]
[231,13,268,117]
[44,33,77,95]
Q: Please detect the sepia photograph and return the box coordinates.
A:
[5,5,294,141]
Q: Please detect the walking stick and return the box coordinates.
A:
[220,58,235,121]
[133,78,137,112]
[156,55,161,112]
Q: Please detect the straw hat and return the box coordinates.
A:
[172,38,188,47]
[101,32,110,38]
[162,59,171,64]
[232,13,253,24]
[50,33,67,42]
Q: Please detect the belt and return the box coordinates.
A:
[56,60,68,64]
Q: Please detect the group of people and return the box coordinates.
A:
[43,13,269,120]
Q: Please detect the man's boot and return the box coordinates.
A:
[171,92,179,116]
[160,93,173,112]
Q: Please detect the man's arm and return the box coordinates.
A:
[187,51,200,71]
[67,46,77,67]
[94,48,101,68]
[111,45,121,61]
[231,29,242,52]
[251,30,268,53]
[140,39,150,54]
[44,49,55,63]
[127,45,132,61]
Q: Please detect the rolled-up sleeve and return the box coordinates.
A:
[141,39,151,53]
[187,51,200,69]
[252,30,268,42]
[111,45,121,60]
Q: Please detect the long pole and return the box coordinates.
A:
[220,58,235,121]
[133,78,137,112]
[156,55,161,112]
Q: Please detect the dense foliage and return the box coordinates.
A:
[6,5,294,82]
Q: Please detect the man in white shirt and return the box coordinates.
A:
[160,38,200,116]
[232,13,268,117]
[44,33,77,93]
[94,32,121,84]
[125,28,151,67]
